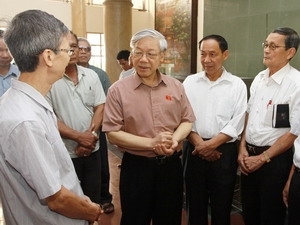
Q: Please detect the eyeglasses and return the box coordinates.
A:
[262,42,286,51]
[132,50,160,60]
[58,49,74,56]
[78,46,91,53]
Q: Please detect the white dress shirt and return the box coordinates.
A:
[246,63,300,146]
[183,68,247,142]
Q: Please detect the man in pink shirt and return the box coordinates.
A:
[102,29,195,225]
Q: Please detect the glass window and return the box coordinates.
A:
[87,33,106,70]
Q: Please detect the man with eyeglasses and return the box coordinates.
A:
[0,29,20,96]
[0,10,102,225]
[102,28,195,225]
[47,31,106,207]
[238,27,300,225]
[77,37,115,214]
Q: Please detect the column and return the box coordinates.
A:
[103,0,133,83]
[71,0,86,37]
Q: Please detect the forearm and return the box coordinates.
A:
[172,122,192,143]
[107,130,155,150]
[266,132,297,159]
[57,120,81,142]
[46,186,101,222]
[91,104,104,133]
[187,131,204,146]
[209,133,232,149]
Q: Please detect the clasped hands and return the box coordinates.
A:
[152,131,181,156]
[192,139,222,162]
[238,146,265,175]
[75,129,99,157]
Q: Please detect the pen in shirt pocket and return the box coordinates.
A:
[267,100,272,109]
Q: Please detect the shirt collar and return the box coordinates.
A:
[132,70,166,89]
[258,63,291,85]
[198,67,233,83]
[11,79,53,112]
[1,64,20,78]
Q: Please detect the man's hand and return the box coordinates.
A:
[192,139,216,158]
[76,130,98,149]
[75,145,93,157]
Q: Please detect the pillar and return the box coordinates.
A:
[103,0,133,83]
[71,0,86,37]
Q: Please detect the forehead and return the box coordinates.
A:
[78,40,90,46]
[200,39,220,52]
[266,33,286,43]
[135,37,160,51]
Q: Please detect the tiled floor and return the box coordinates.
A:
[0,147,245,225]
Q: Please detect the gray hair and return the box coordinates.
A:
[78,37,91,47]
[4,10,69,72]
[130,28,167,51]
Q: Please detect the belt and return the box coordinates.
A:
[246,142,270,155]
[149,151,182,165]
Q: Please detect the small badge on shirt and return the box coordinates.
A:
[165,95,172,101]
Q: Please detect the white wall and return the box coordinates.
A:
[0,0,154,35]
[0,0,203,71]
[0,0,72,28]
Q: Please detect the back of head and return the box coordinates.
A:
[116,50,131,61]
[130,28,167,51]
[4,9,69,72]
[199,34,228,52]
[272,27,300,52]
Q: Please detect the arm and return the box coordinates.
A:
[57,120,97,149]
[238,113,250,175]
[243,131,297,173]
[107,130,173,151]
[283,164,295,207]
[90,103,105,134]
[46,186,102,223]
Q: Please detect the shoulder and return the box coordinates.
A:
[183,72,202,85]
[78,65,99,79]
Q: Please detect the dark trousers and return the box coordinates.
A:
[184,141,238,225]
[241,148,293,225]
[288,168,300,225]
[72,149,101,204]
[120,152,183,225]
[99,130,112,204]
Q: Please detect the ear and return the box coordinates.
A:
[223,49,229,61]
[41,49,54,67]
[287,47,296,61]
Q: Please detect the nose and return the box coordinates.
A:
[203,55,211,62]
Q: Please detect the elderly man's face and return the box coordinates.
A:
[131,37,164,79]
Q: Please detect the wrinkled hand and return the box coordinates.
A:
[75,145,93,157]
[153,131,176,156]
[242,155,265,174]
[76,131,98,149]
[201,150,222,161]
[238,146,250,175]
[192,140,215,158]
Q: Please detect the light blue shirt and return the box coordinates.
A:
[0,79,87,225]
[0,63,19,96]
